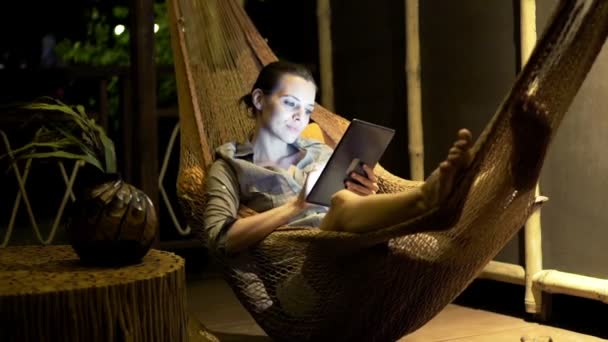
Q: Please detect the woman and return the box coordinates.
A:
[203,61,472,255]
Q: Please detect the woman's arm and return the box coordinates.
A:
[225,198,307,253]
[204,159,309,255]
[203,160,241,252]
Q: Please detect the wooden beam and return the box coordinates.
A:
[317,0,335,111]
[98,79,109,132]
[129,0,159,227]
[121,75,134,183]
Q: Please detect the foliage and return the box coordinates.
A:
[0,98,117,174]
[54,3,176,128]
[55,4,173,67]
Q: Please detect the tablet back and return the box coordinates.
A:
[306,119,395,206]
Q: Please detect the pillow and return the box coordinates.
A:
[300,122,327,144]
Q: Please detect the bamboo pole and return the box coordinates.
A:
[405,0,424,181]
[519,0,544,316]
[525,185,544,312]
[317,0,335,111]
[478,261,526,285]
[533,270,608,303]
[479,264,608,306]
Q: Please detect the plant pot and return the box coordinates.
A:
[66,173,158,266]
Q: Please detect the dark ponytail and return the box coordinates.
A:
[239,93,255,111]
[239,61,316,115]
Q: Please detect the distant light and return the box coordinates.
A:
[0,64,4,70]
[154,23,160,33]
[114,24,126,36]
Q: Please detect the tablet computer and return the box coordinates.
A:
[306,118,395,206]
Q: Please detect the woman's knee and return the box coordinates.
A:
[329,189,356,209]
[319,190,356,231]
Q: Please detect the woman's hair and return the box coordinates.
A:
[239,61,316,114]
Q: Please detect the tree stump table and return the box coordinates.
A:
[0,245,190,342]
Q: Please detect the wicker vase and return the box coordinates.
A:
[66,173,158,266]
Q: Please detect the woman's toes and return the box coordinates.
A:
[448,155,461,165]
[455,140,469,148]
[449,148,462,156]
[458,129,472,140]
[440,161,452,171]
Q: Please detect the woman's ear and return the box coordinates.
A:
[251,89,265,112]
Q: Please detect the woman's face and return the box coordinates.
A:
[253,74,316,144]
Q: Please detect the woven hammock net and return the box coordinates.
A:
[167,0,608,340]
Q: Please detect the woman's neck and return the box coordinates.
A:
[251,128,296,167]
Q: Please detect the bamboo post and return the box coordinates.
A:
[533,270,608,303]
[479,263,608,306]
[317,0,335,111]
[519,0,544,317]
[405,0,424,181]
[478,261,526,285]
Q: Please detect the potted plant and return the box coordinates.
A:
[0,98,157,266]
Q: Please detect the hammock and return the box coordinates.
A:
[167,0,608,340]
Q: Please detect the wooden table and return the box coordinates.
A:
[0,245,189,342]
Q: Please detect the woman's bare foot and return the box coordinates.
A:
[420,129,473,209]
[319,129,473,233]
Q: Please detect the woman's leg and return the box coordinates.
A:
[318,187,426,232]
[319,129,473,233]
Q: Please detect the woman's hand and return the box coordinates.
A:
[345,164,379,196]
[291,169,316,210]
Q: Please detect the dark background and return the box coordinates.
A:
[0,1,94,69]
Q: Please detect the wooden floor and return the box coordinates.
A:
[401,305,604,342]
[186,274,606,342]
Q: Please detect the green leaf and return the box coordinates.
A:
[99,133,117,173]
[7,93,120,176]
[24,102,76,115]
[76,105,86,117]
[113,6,129,19]
[86,118,117,173]
[49,123,99,158]
[23,102,92,135]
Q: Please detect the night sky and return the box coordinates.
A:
[0,0,318,70]
[0,1,93,67]
[0,0,319,104]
